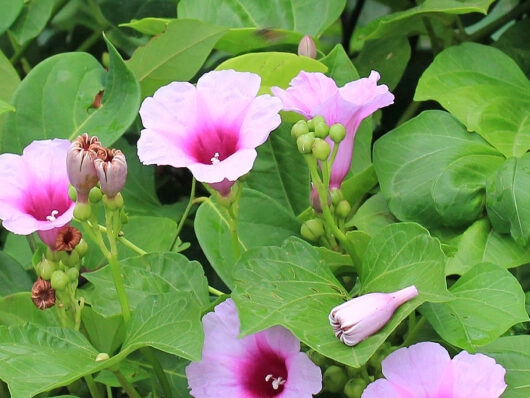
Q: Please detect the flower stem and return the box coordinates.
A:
[171,178,197,251]
[113,369,141,398]
[208,286,225,296]
[84,374,102,398]
[140,347,172,398]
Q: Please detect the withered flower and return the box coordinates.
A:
[31,277,56,310]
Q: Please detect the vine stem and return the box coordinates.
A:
[113,369,141,398]
[84,374,102,398]
[171,177,197,251]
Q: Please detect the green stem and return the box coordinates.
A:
[208,285,225,296]
[140,347,172,398]
[113,369,141,398]
[401,315,425,348]
[76,30,104,52]
[466,1,530,43]
[171,178,197,251]
[26,234,38,254]
[396,101,421,127]
[95,224,147,255]
[84,374,102,398]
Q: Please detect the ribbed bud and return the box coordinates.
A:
[94,148,127,198]
[323,365,348,393]
[311,138,331,160]
[298,35,317,59]
[329,123,346,143]
[301,218,325,242]
[297,133,315,154]
[329,285,418,346]
[291,119,310,138]
[67,134,102,203]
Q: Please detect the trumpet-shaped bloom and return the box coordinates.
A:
[0,139,74,249]
[329,286,418,346]
[186,299,322,397]
[138,69,282,196]
[271,71,394,188]
[361,342,507,398]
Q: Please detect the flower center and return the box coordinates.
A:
[46,210,59,221]
[242,335,288,397]
[265,374,286,390]
[210,152,220,164]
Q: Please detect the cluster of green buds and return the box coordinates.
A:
[308,343,392,398]
[32,225,88,327]
[293,116,352,250]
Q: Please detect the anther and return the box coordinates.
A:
[210,152,220,164]
[46,210,59,221]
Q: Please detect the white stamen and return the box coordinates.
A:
[210,152,220,164]
[265,374,286,390]
[46,210,59,222]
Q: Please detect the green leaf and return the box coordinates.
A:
[319,44,359,87]
[127,19,227,98]
[0,324,100,398]
[486,154,530,245]
[0,100,15,115]
[356,35,411,91]
[0,252,32,297]
[10,0,55,45]
[82,252,209,317]
[0,50,20,103]
[194,188,300,288]
[232,236,427,368]
[0,293,60,326]
[357,0,494,40]
[415,42,530,157]
[445,217,530,275]
[99,0,176,26]
[1,36,140,152]
[348,192,397,236]
[81,307,124,354]
[122,292,204,360]
[479,335,530,398]
[374,110,505,228]
[120,17,173,36]
[216,27,304,54]
[361,222,450,302]
[246,123,309,216]
[421,263,529,351]
[216,52,327,94]
[178,0,346,37]
[0,0,24,35]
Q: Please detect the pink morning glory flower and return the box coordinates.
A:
[186,299,322,397]
[0,139,74,249]
[138,69,282,196]
[329,285,418,346]
[271,71,394,188]
[361,341,507,398]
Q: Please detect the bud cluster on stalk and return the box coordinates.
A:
[67,133,128,219]
[32,225,87,311]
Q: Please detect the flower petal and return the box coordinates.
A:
[271,72,338,118]
[379,342,452,396]
[452,351,506,398]
[187,148,257,183]
[282,352,323,397]
[238,94,282,149]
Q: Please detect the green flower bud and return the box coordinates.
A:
[323,365,348,393]
[66,267,80,283]
[291,120,310,138]
[343,378,367,398]
[73,202,92,221]
[68,185,77,202]
[57,250,80,268]
[296,133,315,154]
[329,123,346,143]
[75,238,89,258]
[50,270,69,291]
[346,366,362,378]
[96,352,110,362]
[335,200,352,219]
[102,192,124,211]
[314,121,329,139]
[312,138,331,160]
[330,188,343,205]
[89,186,103,203]
[36,258,57,281]
[310,115,326,129]
[301,218,325,242]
